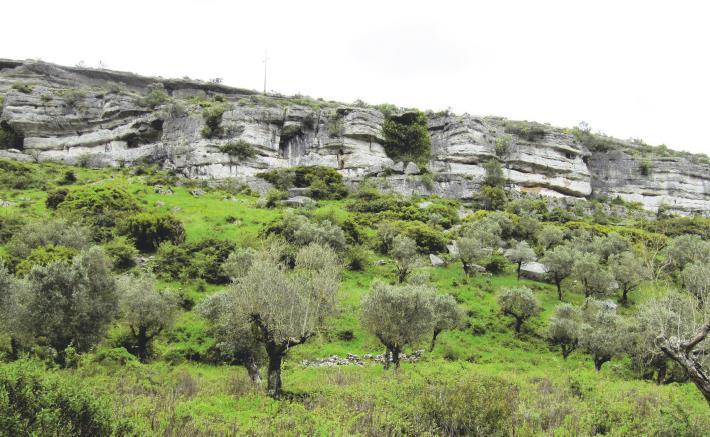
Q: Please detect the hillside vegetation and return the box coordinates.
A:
[0,159,708,436]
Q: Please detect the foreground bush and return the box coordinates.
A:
[120,212,186,252]
[0,361,119,436]
[417,375,518,436]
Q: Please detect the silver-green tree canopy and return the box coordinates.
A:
[497,286,541,333]
[429,293,462,352]
[578,299,626,371]
[537,224,565,250]
[505,240,536,280]
[10,247,119,363]
[361,281,435,369]
[390,234,419,283]
[456,237,491,277]
[225,242,341,396]
[572,253,617,298]
[118,274,178,362]
[540,245,577,300]
[608,251,650,304]
[548,303,581,359]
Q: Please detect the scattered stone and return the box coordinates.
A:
[429,254,445,267]
[418,201,433,209]
[282,196,316,208]
[190,189,206,197]
[155,201,165,207]
[170,206,182,213]
[390,161,405,173]
[155,186,174,195]
[447,242,459,256]
[374,259,387,266]
[301,350,425,367]
[404,162,420,175]
[0,200,16,207]
[470,264,487,273]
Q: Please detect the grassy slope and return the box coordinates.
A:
[1,163,708,436]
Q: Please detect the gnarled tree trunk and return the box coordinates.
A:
[657,323,710,406]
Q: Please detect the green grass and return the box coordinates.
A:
[1,161,708,435]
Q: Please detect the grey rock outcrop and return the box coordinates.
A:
[1,59,708,215]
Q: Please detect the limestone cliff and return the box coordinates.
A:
[1,59,708,215]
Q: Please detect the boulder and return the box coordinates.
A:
[429,254,445,267]
[520,262,548,281]
[447,242,459,256]
[287,187,310,197]
[418,201,433,209]
[282,196,316,208]
[404,162,420,175]
[390,161,405,173]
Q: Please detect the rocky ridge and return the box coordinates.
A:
[1,59,708,215]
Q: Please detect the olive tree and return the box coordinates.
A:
[18,247,119,361]
[540,245,576,300]
[497,287,540,333]
[429,294,462,352]
[456,237,491,277]
[391,234,418,283]
[609,251,650,304]
[118,275,178,362]
[197,291,265,385]
[229,243,341,396]
[590,232,629,262]
[221,247,256,281]
[505,240,536,280]
[537,224,564,250]
[650,265,710,404]
[547,303,581,359]
[664,234,710,272]
[578,299,626,371]
[681,261,710,304]
[361,281,435,369]
[0,262,26,359]
[572,253,617,298]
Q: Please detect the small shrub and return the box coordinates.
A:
[503,120,548,141]
[346,245,369,271]
[0,121,24,150]
[416,375,519,436]
[218,139,256,160]
[139,82,170,108]
[59,170,77,185]
[45,188,69,209]
[11,82,33,94]
[257,166,348,200]
[103,236,138,270]
[120,212,186,252]
[482,253,509,274]
[14,245,78,276]
[201,103,228,139]
[0,361,117,436]
[639,159,652,176]
[382,110,431,165]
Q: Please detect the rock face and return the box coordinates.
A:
[1,59,708,215]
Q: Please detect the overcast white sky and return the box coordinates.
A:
[4,0,709,154]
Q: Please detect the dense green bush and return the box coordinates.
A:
[503,120,548,142]
[262,212,347,251]
[201,102,228,139]
[45,188,69,209]
[0,121,24,150]
[257,166,348,200]
[120,212,186,252]
[390,220,447,253]
[56,185,141,240]
[218,139,257,160]
[0,159,43,189]
[416,375,518,435]
[382,110,431,165]
[0,361,119,436]
[153,238,236,284]
[15,245,78,277]
[103,236,138,270]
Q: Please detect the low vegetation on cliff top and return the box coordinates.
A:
[0,159,709,436]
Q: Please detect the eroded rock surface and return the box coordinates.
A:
[1,59,708,214]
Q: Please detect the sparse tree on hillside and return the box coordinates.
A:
[197,291,265,385]
[573,253,617,298]
[391,235,418,283]
[653,292,710,405]
[537,224,565,250]
[0,262,26,359]
[541,245,577,300]
[19,247,119,361]
[579,299,626,371]
[590,232,629,262]
[429,294,462,352]
[505,240,537,280]
[228,243,341,396]
[497,287,541,333]
[548,303,581,359]
[118,275,179,362]
[664,234,710,272]
[681,261,710,304]
[221,247,256,282]
[609,251,650,304]
[361,281,435,369]
[456,237,491,277]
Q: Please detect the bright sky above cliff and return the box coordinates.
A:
[4,0,709,154]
